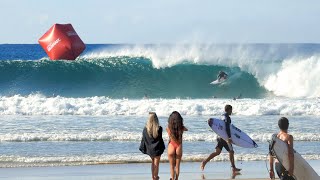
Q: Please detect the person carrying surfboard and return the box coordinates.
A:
[200,104,241,173]
[269,117,295,180]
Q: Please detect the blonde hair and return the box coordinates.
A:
[146,112,160,138]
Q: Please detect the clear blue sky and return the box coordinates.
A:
[1,0,320,44]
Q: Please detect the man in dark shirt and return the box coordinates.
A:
[217,71,228,81]
[201,104,241,172]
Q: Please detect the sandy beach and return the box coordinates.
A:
[0,160,319,180]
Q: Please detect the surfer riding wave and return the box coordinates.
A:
[217,71,228,82]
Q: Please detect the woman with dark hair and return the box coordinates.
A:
[166,111,188,180]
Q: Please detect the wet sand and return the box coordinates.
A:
[0,160,319,179]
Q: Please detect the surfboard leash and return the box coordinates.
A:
[264,153,270,173]
[265,139,274,175]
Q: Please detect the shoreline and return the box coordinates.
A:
[0,161,319,179]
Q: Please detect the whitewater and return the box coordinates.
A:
[0,95,320,116]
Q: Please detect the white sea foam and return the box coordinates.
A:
[265,56,320,98]
[0,153,319,167]
[1,94,320,116]
[0,131,142,142]
[0,130,319,142]
[82,44,282,69]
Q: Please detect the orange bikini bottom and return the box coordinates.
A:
[169,140,181,150]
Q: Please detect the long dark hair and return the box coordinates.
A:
[168,111,184,143]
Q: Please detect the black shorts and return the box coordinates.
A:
[275,162,295,180]
[216,137,233,152]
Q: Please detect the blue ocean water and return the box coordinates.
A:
[0,44,319,168]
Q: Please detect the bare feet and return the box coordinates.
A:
[232,167,241,172]
[200,161,207,171]
[231,171,241,179]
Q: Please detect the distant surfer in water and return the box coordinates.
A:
[143,94,149,99]
[217,71,228,81]
[201,105,241,173]
[269,117,295,180]
[233,93,242,100]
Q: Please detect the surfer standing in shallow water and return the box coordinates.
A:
[201,105,241,173]
[269,117,295,180]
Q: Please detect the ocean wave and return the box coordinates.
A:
[0,130,319,142]
[2,44,320,98]
[0,94,320,116]
[265,55,320,98]
[0,58,266,99]
[82,44,320,98]
[0,153,319,168]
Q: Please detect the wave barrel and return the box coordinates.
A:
[38,24,86,60]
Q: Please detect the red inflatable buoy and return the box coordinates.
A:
[38,24,86,60]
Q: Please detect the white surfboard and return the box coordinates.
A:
[209,118,258,148]
[210,77,226,85]
[270,134,319,180]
